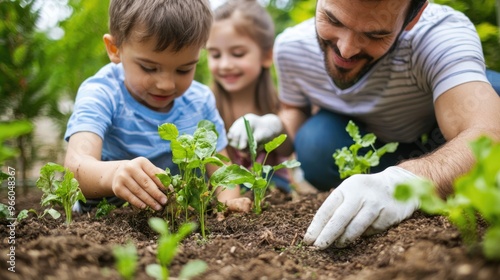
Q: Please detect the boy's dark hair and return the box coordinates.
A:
[212,0,279,127]
[108,0,213,52]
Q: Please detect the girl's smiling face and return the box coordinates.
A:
[206,18,272,96]
[104,26,201,112]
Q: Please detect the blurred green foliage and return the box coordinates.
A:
[0,0,57,182]
[433,0,500,70]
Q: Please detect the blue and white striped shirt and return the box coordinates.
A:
[274,3,488,143]
[64,63,227,173]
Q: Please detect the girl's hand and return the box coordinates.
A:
[111,157,168,211]
[225,197,252,213]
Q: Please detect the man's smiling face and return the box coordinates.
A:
[315,0,410,89]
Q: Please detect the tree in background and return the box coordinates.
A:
[43,0,109,136]
[0,0,60,186]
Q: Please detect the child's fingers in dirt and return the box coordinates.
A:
[226,197,252,213]
[116,177,165,211]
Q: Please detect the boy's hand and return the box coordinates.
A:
[111,157,168,211]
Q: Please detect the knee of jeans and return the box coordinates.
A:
[297,157,341,192]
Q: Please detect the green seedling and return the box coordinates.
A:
[95,198,117,219]
[36,162,86,225]
[333,120,398,179]
[395,136,500,260]
[243,117,301,215]
[146,218,207,280]
[0,203,10,220]
[156,120,254,238]
[0,203,57,223]
[113,241,138,280]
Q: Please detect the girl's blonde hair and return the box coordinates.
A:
[211,0,279,127]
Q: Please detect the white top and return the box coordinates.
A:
[274,3,488,143]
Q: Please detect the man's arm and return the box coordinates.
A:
[398,81,500,198]
[275,103,312,156]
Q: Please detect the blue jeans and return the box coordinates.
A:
[295,69,500,191]
[486,69,500,93]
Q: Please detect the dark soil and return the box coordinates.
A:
[1,187,499,280]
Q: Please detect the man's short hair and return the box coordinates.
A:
[108,0,213,52]
[405,0,427,27]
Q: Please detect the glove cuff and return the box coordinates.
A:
[384,166,419,180]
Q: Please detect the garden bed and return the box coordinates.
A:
[1,187,499,280]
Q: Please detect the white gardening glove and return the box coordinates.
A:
[227,113,283,150]
[303,166,420,249]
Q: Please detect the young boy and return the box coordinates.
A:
[64,0,251,213]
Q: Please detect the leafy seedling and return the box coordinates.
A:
[146,218,207,280]
[95,198,117,219]
[243,117,301,214]
[156,120,254,238]
[333,120,398,179]
[395,136,500,260]
[113,241,138,280]
[36,162,86,225]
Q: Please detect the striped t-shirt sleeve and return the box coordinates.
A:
[411,6,487,101]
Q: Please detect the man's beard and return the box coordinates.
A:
[317,36,374,89]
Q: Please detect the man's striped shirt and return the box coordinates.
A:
[274,3,488,143]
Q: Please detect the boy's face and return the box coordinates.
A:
[107,29,201,112]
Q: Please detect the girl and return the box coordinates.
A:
[206,0,292,193]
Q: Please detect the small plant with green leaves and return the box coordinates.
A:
[36,162,86,225]
[95,198,117,219]
[395,136,500,260]
[156,120,254,238]
[146,218,207,280]
[242,118,301,214]
[333,120,398,179]
[112,241,138,280]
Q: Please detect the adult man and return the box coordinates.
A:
[227,0,500,249]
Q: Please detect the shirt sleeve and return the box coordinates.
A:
[64,80,115,142]
[411,8,488,102]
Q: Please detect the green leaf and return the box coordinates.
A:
[244,117,257,163]
[0,120,33,141]
[158,123,179,141]
[13,44,27,66]
[146,263,165,280]
[156,173,172,188]
[264,134,287,153]
[483,226,500,260]
[44,208,61,220]
[194,135,217,159]
[197,119,217,137]
[16,209,30,221]
[359,133,376,147]
[210,164,254,187]
[333,120,398,179]
[179,260,208,280]
[95,198,117,219]
[345,120,361,142]
[149,217,170,236]
[113,242,138,280]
